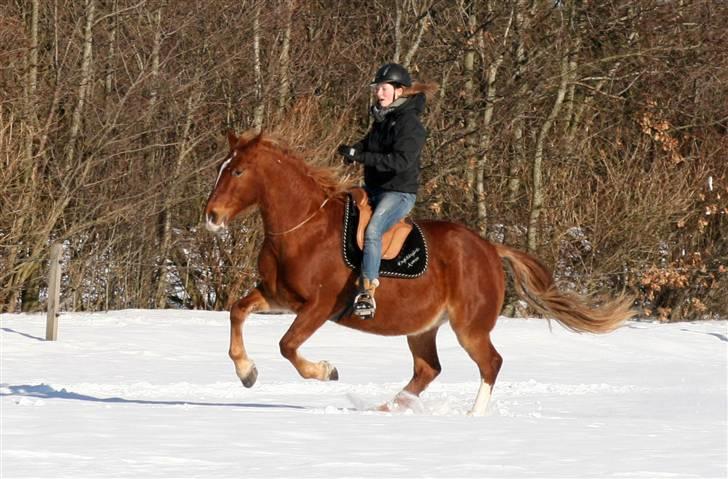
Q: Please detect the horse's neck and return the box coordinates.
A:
[257,164,327,236]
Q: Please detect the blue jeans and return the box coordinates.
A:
[361,188,416,283]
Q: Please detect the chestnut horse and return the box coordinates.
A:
[204,130,634,415]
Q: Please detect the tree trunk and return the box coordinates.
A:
[526,49,571,253]
[52,0,59,70]
[475,0,506,236]
[27,0,39,136]
[506,0,530,213]
[104,0,118,107]
[392,1,429,68]
[154,92,198,308]
[12,0,41,312]
[146,4,164,307]
[148,6,162,110]
[252,5,264,130]
[402,5,429,68]
[278,0,293,115]
[393,0,402,63]
[476,56,504,236]
[65,0,95,169]
[463,2,478,192]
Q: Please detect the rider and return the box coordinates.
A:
[337,63,430,318]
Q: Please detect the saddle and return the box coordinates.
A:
[350,187,411,260]
[342,188,428,279]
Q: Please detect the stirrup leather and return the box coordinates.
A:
[353,291,376,319]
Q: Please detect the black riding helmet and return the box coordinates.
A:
[371,63,412,87]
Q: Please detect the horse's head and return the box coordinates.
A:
[204,130,263,233]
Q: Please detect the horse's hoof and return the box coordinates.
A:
[318,361,338,381]
[240,365,258,388]
[375,391,421,413]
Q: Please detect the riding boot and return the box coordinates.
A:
[353,278,379,319]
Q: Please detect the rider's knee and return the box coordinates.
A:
[364,223,384,242]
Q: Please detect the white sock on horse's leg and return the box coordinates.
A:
[468,380,492,416]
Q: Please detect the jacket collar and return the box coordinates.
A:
[370,93,425,123]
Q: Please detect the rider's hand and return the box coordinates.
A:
[337,144,360,164]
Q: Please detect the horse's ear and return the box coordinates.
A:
[226,130,238,149]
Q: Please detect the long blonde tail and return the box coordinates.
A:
[495,244,635,333]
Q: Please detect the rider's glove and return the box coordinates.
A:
[337,144,361,164]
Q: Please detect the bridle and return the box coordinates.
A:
[214,150,330,237]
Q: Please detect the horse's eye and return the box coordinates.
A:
[232,169,242,177]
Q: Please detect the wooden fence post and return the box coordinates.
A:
[46,243,62,341]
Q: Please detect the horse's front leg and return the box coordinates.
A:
[229,288,270,388]
[279,302,339,381]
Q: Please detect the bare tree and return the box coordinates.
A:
[526,5,573,253]
[475,1,508,236]
[278,0,294,114]
[154,91,200,307]
[0,0,723,319]
[252,4,264,130]
[505,0,531,227]
[463,1,478,191]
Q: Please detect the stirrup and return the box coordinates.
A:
[353,291,376,319]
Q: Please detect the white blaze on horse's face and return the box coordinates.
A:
[205,151,237,233]
[214,157,232,190]
[214,149,239,189]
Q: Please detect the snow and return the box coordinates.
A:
[1,310,726,478]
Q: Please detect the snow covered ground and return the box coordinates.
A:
[1,310,726,478]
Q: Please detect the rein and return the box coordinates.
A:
[266,197,331,236]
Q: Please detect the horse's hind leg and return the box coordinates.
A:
[379,327,441,411]
[466,337,502,416]
[450,308,503,416]
[229,288,270,388]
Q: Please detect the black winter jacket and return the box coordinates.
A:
[353,93,427,194]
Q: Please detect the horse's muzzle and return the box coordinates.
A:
[205,212,226,233]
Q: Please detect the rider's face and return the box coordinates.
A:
[373,83,403,108]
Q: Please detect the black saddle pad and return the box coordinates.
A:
[342,194,428,279]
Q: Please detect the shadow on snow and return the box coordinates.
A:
[679,328,728,342]
[1,327,45,342]
[0,383,305,410]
